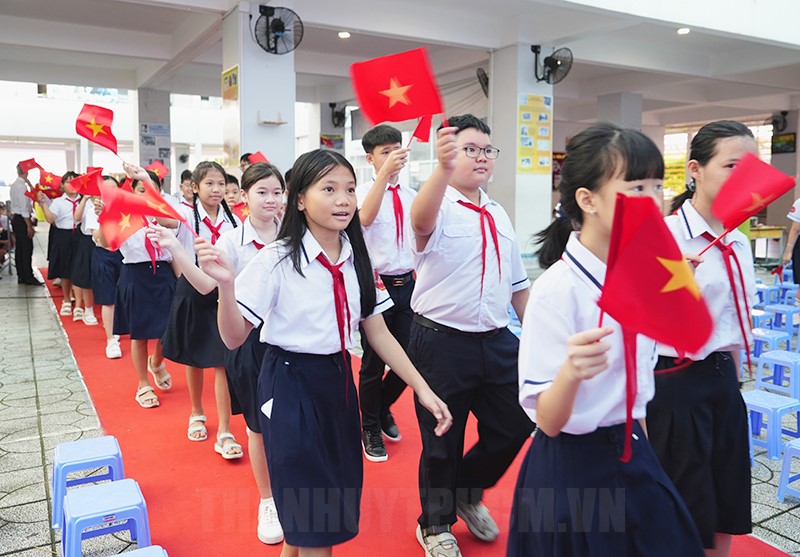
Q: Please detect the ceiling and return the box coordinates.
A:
[0,0,798,129]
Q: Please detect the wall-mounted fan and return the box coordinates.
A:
[329,103,346,128]
[531,45,573,85]
[476,67,489,98]
[766,110,789,133]
[254,5,304,55]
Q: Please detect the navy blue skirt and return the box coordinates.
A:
[48,227,78,280]
[70,233,94,289]
[91,247,123,306]
[258,345,362,547]
[507,422,704,557]
[225,325,267,432]
[113,262,176,340]
[161,275,227,368]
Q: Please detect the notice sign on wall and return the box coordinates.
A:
[139,123,171,168]
[517,94,552,175]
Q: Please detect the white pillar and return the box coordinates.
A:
[78,138,92,171]
[135,88,172,191]
[222,2,296,175]
[490,43,554,258]
[597,92,643,130]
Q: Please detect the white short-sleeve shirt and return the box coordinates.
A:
[119,225,174,265]
[175,201,241,257]
[659,201,756,360]
[411,186,530,332]
[80,198,99,235]
[216,216,280,276]
[518,233,657,433]
[48,195,81,230]
[356,179,416,275]
[235,230,393,354]
[788,198,800,223]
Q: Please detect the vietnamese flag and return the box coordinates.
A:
[76,104,118,154]
[120,177,134,193]
[598,194,712,461]
[97,188,147,250]
[145,160,169,179]
[71,168,104,196]
[712,152,794,231]
[18,158,41,172]
[232,202,249,221]
[350,48,443,126]
[39,170,62,189]
[248,152,269,164]
[411,114,433,143]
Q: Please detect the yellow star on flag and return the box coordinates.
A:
[146,200,168,213]
[85,118,107,138]
[657,256,701,300]
[242,206,250,218]
[742,192,778,214]
[380,77,413,108]
[44,175,52,184]
[118,213,132,231]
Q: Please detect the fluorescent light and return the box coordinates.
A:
[338,31,351,39]
[677,27,691,35]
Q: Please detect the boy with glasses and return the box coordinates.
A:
[409,114,534,557]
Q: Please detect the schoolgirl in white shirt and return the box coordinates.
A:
[508,123,704,557]
[160,161,243,459]
[38,172,81,316]
[71,195,99,326]
[148,162,285,545]
[197,149,451,555]
[647,121,757,556]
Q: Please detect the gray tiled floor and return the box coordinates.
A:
[1,225,799,555]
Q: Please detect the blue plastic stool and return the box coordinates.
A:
[52,436,125,530]
[778,283,799,304]
[748,411,754,466]
[61,478,151,557]
[756,283,781,309]
[764,303,800,337]
[783,264,795,284]
[751,309,772,329]
[777,438,800,502]
[124,545,169,556]
[743,390,800,460]
[752,328,791,357]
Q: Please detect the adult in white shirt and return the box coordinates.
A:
[9,164,41,285]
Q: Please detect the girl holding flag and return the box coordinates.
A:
[648,121,758,556]
[508,122,703,556]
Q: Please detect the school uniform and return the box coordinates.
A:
[507,233,704,556]
[236,230,392,547]
[409,185,534,530]
[113,227,176,340]
[70,199,98,289]
[46,195,81,280]
[355,178,416,433]
[217,216,279,433]
[161,202,240,368]
[787,198,800,283]
[647,200,754,548]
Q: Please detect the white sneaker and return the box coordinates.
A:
[455,500,499,542]
[105,339,122,359]
[416,524,461,557]
[257,498,284,544]
[60,303,72,316]
[83,309,98,326]
[72,307,85,322]
[113,334,120,341]
[53,278,62,287]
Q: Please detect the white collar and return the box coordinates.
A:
[562,232,607,296]
[300,229,352,270]
[677,200,744,246]
[444,185,493,208]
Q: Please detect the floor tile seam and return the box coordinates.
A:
[0,496,49,510]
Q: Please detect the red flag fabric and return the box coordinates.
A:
[18,158,41,172]
[411,114,433,143]
[120,177,134,193]
[76,104,118,154]
[248,152,269,164]
[145,161,169,179]
[232,202,249,221]
[711,152,795,231]
[24,190,37,203]
[600,195,712,353]
[71,169,103,196]
[39,170,62,190]
[350,48,443,126]
[599,195,713,462]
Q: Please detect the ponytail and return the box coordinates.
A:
[669,185,695,214]
[535,218,573,269]
[220,199,238,228]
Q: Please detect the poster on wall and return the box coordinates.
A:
[139,123,171,170]
[221,65,240,168]
[517,94,552,175]
[320,134,344,154]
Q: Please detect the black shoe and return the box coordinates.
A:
[361,429,387,462]
[380,411,402,442]
[21,278,44,286]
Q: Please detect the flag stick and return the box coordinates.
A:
[697,227,734,256]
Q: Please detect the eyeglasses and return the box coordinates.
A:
[461,146,500,160]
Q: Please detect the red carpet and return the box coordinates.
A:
[44,275,788,556]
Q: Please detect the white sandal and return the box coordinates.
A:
[214,432,244,460]
[187,415,208,442]
[135,386,159,409]
[147,356,172,391]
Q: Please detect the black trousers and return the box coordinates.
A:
[11,215,34,281]
[408,320,534,528]
[792,241,800,285]
[358,273,414,431]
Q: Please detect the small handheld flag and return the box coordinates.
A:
[76,104,118,154]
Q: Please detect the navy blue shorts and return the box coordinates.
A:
[507,422,704,557]
[113,262,176,340]
[91,247,122,306]
[70,233,94,289]
[258,345,362,547]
